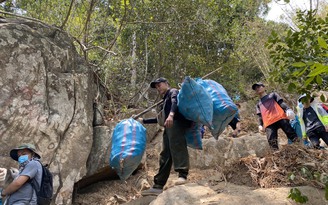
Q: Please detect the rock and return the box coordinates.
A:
[188,133,269,169]
[87,125,112,176]
[150,183,216,205]
[0,18,96,204]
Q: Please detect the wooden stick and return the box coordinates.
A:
[132,100,164,119]
[201,67,222,79]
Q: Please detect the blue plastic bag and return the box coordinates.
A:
[185,122,203,150]
[178,76,213,128]
[110,118,147,180]
[196,79,237,139]
[289,116,309,146]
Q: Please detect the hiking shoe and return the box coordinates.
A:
[141,187,163,196]
[175,177,187,185]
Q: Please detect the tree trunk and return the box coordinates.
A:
[131,31,137,92]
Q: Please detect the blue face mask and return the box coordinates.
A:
[18,155,29,164]
[298,102,303,109]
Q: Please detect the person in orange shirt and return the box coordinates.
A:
[252,82,298,150]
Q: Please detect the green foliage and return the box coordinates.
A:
[266,10,328,96]
[288,188,309,203]
[288,172,296,181]
[0,0,275,106]
[105,0,272,102]
[288,167,328,203]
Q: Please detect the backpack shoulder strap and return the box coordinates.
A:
[29,159,43,191]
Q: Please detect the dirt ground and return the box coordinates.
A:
[73,104,328,205]
[73,130,328,205]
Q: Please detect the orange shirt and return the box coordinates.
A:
[256,92,288,128]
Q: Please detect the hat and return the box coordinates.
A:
[298,94,306,102]
[252,82,265,90]
[298,94,314,103]
[10,143,41,161]
[150,77,168,88]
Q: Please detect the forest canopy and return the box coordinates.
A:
[0,0,327,114]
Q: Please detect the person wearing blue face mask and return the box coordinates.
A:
[1,144,42,205]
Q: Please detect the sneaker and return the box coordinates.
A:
[175,177,187,185]
[141,187,163,196]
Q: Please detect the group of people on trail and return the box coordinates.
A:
[3,77,327,202]
[252,82,328,150]
[1,144,44,205]
[137,77,328,196]
[136,77,239,196]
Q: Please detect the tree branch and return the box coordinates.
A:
[0,10,57,29]
[96,0,128,66]
[85,46,117,56]
[60,0,75,30]
[125,20,198,25]
[79,0,97,62]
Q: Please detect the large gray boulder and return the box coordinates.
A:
[0,18,95,204]
[189,133,270,169]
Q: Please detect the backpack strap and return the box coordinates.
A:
[29,160,42,192]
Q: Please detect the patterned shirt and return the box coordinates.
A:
[256,92,288,128]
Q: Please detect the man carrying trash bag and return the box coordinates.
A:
[138,77,192,196]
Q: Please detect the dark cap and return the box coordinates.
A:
[10,143,41,161]
[150,77,168,88]
[252,82,265,90]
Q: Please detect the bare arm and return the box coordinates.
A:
[1,175,29,197]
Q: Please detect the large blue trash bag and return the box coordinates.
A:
[110,118,147,181]
[185,122,203,150]
[178,76,213,128]
[196,78,238,139]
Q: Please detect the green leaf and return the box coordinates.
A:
[305,76,314,87]
[288,188,309,203]
[313,172,321,181]
[318,37,328,49]
[305,61,314,66]
[308,64,327,77]
[316,75,323,85]
[301,167,307,175]
[288,83,296,92]
[320,94,326,102]
[292,62,307,67]
[288,173,296,181]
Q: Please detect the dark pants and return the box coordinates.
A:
[307,126,328,149]
[153,120,190,188]
[265,119,298,150]
[228,117,240,130]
